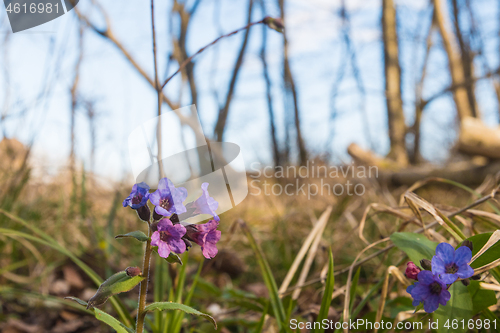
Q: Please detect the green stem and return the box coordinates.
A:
[136,227,153,333]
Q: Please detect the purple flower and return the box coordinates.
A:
[407,271,451,313]
[122,182,150,209]
[149,178,188,217]
[431,243,474,284]
[151,218,187,258]
[185,219,221,259]
[405,262,421,280]
[186,183,219,221]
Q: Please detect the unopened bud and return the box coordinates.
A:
[183,238,192,250]
[125,266,142,277]
[420,259,432,271]
[150,222,159,233]
[153,210,162,221]
[461,278,470,286]
[263,16,284,33]
[171,214,179,224]
[461,240,473,252]
[405,262,421,280]
[471,274,481,280]
[137,205,150,222]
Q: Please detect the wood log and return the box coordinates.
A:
[458,117,500,159]
[347,142,500,186]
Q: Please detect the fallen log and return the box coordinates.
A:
[458,117,500,159]
[347,142,500,186]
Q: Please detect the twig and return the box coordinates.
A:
[161,18,264,89]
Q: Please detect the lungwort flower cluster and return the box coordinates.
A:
[405,242,474,313]
[123,178,221,259]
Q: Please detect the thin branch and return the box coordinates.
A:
[162,18,265,89]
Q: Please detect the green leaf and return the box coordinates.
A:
[115,230,149,242]
[94,308,135,333]
[433,283,473,333]
[144,301,217,329]
[349,267,361,314]
[468,281,497,314]
[465,233,500,269]
[64,296,89,307]
[152,247,183,265]
[390,232,438,264]
[65,297,134,333]
[314,249,334,333]
[87,271,145,308]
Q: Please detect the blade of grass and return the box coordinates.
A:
[314,249,334,333]
[238,219,289,332]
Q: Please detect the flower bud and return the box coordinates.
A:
[420,259,432,271]
[263,16,284,33]
[405,262,421,280]
[461,278,470,286]
[136,205,150,222]
[125,266,142,277]
[471,274,481,280]
[153,210,163,221]
[150,221,159,233]
[461,240,473,252]
[171,214,179,224]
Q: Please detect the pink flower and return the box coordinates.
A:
[151,218,187,258]
[185,220,221,259]
[405,262,421,280]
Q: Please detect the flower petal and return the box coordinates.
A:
[167,237,186,254]
[417,270,435,285]
[155,206,170,217]
[151,231,160,247]
[435,243,455,264]
[205,229,221,244]
[202,242,218,259]
[157,241,171,258]
[166,223,187,239]
[424,294,440,313]
[157,218,173,232]
[431,256,446,275]
[439,289,451,306]
[411,283,430,301]
[149,190,161,206]
[439,273,458,284]
[456,265,474,280]
[454,246,472,266]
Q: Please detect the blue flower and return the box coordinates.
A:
[407,271,450,313]
[187,183,219,221]
[122,182,150,209]
[149,178,188,217]
[431,243,474,284]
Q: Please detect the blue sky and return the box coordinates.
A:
[1,0,500,182]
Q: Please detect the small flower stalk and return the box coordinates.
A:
[405,242,475,313]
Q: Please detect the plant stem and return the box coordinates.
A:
[136,226,153,333]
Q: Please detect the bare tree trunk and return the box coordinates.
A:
[260,9,281,166]
[433,0,474,120]
[172,0,198,107]
[411,11,435,164]
[279,0,307,166]
[451,0,478,118]
[382,0,408,166]
[214,0,254,142]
